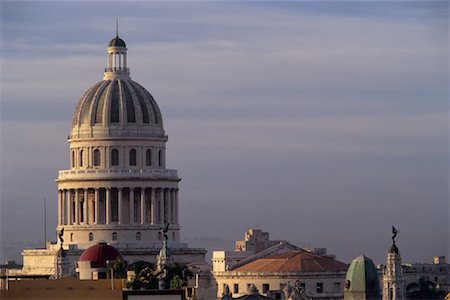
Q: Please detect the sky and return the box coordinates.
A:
[0,1,448,264]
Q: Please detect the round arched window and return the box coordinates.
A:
[129,149,137,166]
[145,149,152,166]
[158,150,162,167]
[93,149,101,166]
[111,149,119,166]
[79,150,84,167]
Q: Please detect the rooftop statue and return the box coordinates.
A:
[58,228,64,249]
[392,226,398,244]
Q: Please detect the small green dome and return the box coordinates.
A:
[108,36,126,48]
[344,255,381,300]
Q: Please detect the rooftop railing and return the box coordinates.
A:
[58,168,178,180]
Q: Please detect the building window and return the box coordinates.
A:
[136,232,141,241]
[233,284,239,294]
[79,150,84,167]
[333,282,340,292]
[172,232,175,240]
[158,232,162,240]
[263,284,269,293]
[88,232,93,241]
[146,149,152,166]
[112,232,117,241]
[129,149,137,166]
[158,149,162,167]
[316,282,323,293]
[72,151,75,168]
[111,149,119,166]
[93,149,100,166]
[70,233,74,242]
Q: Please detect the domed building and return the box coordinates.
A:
[344,255,381,300]
[76,242,123,279]
[57,33,180,250]
[20,32,206,276]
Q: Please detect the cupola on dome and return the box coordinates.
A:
[70,35,165,140]
[108,36,126,47]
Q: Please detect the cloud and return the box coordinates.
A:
[1,1,448,263]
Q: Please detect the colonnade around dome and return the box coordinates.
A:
[57,187,179,227]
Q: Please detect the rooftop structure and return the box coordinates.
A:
[344,255,381,300]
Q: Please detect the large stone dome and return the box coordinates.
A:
[71,79,164,138]
[70,35,165,140]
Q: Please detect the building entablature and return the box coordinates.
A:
[69,130,168,141]
[68,135,168,144]
[57,168,179,182]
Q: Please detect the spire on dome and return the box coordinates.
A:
[116,18,119,38]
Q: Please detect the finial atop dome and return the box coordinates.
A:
[108,19,126,48]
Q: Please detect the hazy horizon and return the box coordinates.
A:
[1,1,448,265]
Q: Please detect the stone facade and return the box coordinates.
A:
[213,229,347,299]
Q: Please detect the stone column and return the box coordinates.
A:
[106,188,111,224]
[175,189,179,225]
[150,188,155,225]
[66,190,71,225]
[129,188,134,224]
[118,188,123,224]
[84,189,89,224]
[57,190,62,226]
[105,146,110,168]
[140,189,145,225]
[166,189,171,225]
[74,189,79,225]
[94,189,99,224]
[159,189,165,225]
[87,147,90,167]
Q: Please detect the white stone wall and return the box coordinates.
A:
[214,271,346,299]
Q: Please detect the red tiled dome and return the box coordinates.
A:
[79,242,122,268]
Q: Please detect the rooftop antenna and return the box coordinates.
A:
[116,18,119,37]
[44,197,47,248]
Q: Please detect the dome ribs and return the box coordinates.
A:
[110,81,120,123]
[72,81,102,127]
[121,80,136,123]
[132,81,162,126]
[127,81,149,124]
[93,80,111,124]
[84,81,109,125]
